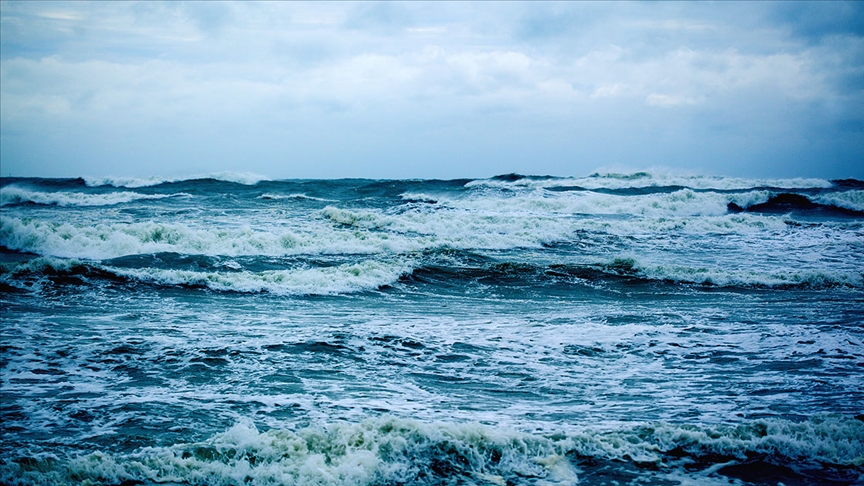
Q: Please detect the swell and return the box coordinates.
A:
[2,415,861,486]
[406,254,864,290]
[0,254,414,296]
[4,249,861,295]
[83,171,271,188]
[468,171,839,191]
[727,192,864,217]
[0,185,189,207]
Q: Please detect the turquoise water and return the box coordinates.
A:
[1,172,863,485]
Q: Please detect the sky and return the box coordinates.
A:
[1,1,862,180]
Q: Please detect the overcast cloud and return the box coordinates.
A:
[1,1,862,179]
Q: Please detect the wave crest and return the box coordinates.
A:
[84,171,271,188]
[108,259,412,295]
[0,185,185,207]
[467,171,834,191]
[2,415,861,486]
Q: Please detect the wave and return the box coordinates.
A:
[468,171,835,191]
[84,171,271,188]
[816,190,864,212]
[605,257,864,289]
[107,259,413,295]
[422,188,774,218]
[406,255,864,290]
[2,415,861,486]
[0,255,413,296]
[727,193,864,217]
[258,193,338,202]
[4,249,860,296]
[0,216,428,260]
[0,185,187,207]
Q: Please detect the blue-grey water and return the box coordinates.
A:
[1,172,863,485]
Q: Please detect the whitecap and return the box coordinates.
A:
[0,185,187,207]
[84,171,271,188]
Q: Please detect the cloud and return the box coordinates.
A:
[1,1,862,179]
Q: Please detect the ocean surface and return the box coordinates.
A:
[1,171,862,486]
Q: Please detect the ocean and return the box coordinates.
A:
[1,171,862,485]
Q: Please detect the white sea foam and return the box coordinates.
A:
[107,259,413,295]
[0,194,844,265]
[258,193,337,202]
[84,171,271,188]
[0,256,85,275]
[0,185,186,207]
[2,416,860,486]
[405,188,780,219]
[606,256,864,288]
[0,216,423,260]
[815,190,864,212]
[467,171,834,191]
[321,205,576,249]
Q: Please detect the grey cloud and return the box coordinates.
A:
[1,1,862,179]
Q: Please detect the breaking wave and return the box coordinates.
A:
[258,193,338,202]
[468,171,835,191]
[2,415,861,486]
[727,192,864,217]
[0,185,187,207]
[0,216,425,260]
[816,190,864,213]
[108,259,413,295]
[0,255,412,296]
[84,171,271,188]
[3,251,861,295]
[596,257,864,289]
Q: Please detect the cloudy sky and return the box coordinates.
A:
[1,1,862,180]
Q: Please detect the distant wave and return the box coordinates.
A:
[258,193,338,202]
[469,171,836,191]
[0,185,187,207]
[1,415,860,486]
[728,192,864,217]
[407,187,778,218]
[84,171,271,188]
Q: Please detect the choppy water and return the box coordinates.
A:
[1,171,863,485]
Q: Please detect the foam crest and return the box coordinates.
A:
[322,206,575,249]
[259,193,337,202]
[0,185,184,207]
[0,216,419,260]
[467,171,834,191]
[606,256,864,288]
[3,416,861,485]
[0,255,84,275]
[84,171,270,188]
[640,416,864,466]
[816,190,864,212]
[419,193,797,236]
[107,259,412,295]
[408,188,781,219]
[0,209,824,266]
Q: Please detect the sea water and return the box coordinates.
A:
[1,171,862,485]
